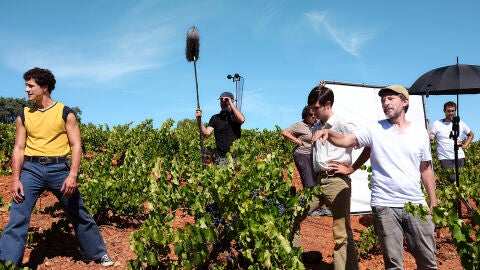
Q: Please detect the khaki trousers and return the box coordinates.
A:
[293,174,358,270]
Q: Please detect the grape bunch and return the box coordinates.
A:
[299,197,307,207]
[277,203,286,216]
[206,202,224,226]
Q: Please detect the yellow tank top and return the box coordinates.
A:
[23,102,72,157]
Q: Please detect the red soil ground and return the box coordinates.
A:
[0,169,465,269]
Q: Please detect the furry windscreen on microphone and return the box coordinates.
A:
[186,26,200,62]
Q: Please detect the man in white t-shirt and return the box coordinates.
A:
[313,85,438,270]
[430,101,474,182]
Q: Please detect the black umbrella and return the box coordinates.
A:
[410,63,480,96]
[410,59,480,217]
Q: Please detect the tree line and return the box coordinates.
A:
[0,97,82,123]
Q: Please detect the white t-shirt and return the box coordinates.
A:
[354,119,432,207]
[430,119,471,160]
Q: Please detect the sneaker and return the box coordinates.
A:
[310,207,332,216]
[100,254,114,267]
[322,207,332,216]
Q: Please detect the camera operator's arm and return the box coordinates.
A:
[227,98,245,124]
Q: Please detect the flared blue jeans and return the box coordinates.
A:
[0,161,107,266]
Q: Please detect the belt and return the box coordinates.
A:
[318,170,344,178]
[24,156,68,165]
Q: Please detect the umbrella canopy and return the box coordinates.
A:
[409,64,480,96]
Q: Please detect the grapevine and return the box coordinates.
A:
[0,119,479,269]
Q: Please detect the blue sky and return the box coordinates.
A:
[1,1,479,140]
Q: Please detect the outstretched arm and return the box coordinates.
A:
[312,129,358,148]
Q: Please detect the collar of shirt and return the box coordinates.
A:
[316,113,338,130]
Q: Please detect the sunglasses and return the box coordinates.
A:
[308,113,315,116]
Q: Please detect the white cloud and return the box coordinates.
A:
[0,2,202,83]
[305,11,375,57]
[2,33,175,84]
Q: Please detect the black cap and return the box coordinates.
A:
[218,91,234,99]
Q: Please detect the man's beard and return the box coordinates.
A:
[383,106,401,120]
[221,106,232,113]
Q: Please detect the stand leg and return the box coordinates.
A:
[462,199,475,213]
[449,116,462,217]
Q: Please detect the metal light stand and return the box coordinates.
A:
[227,73,243,111]
[450,115,461,217]
[449,115,474,217]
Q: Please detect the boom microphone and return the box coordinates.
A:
[185,26,205,169]
[186,26,200,62]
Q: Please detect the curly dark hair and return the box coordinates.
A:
[23,67,56,93]
[301,105,313,120]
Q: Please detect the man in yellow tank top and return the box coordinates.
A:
[0,67,114,267]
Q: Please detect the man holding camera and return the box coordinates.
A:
[195,91,245,166]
